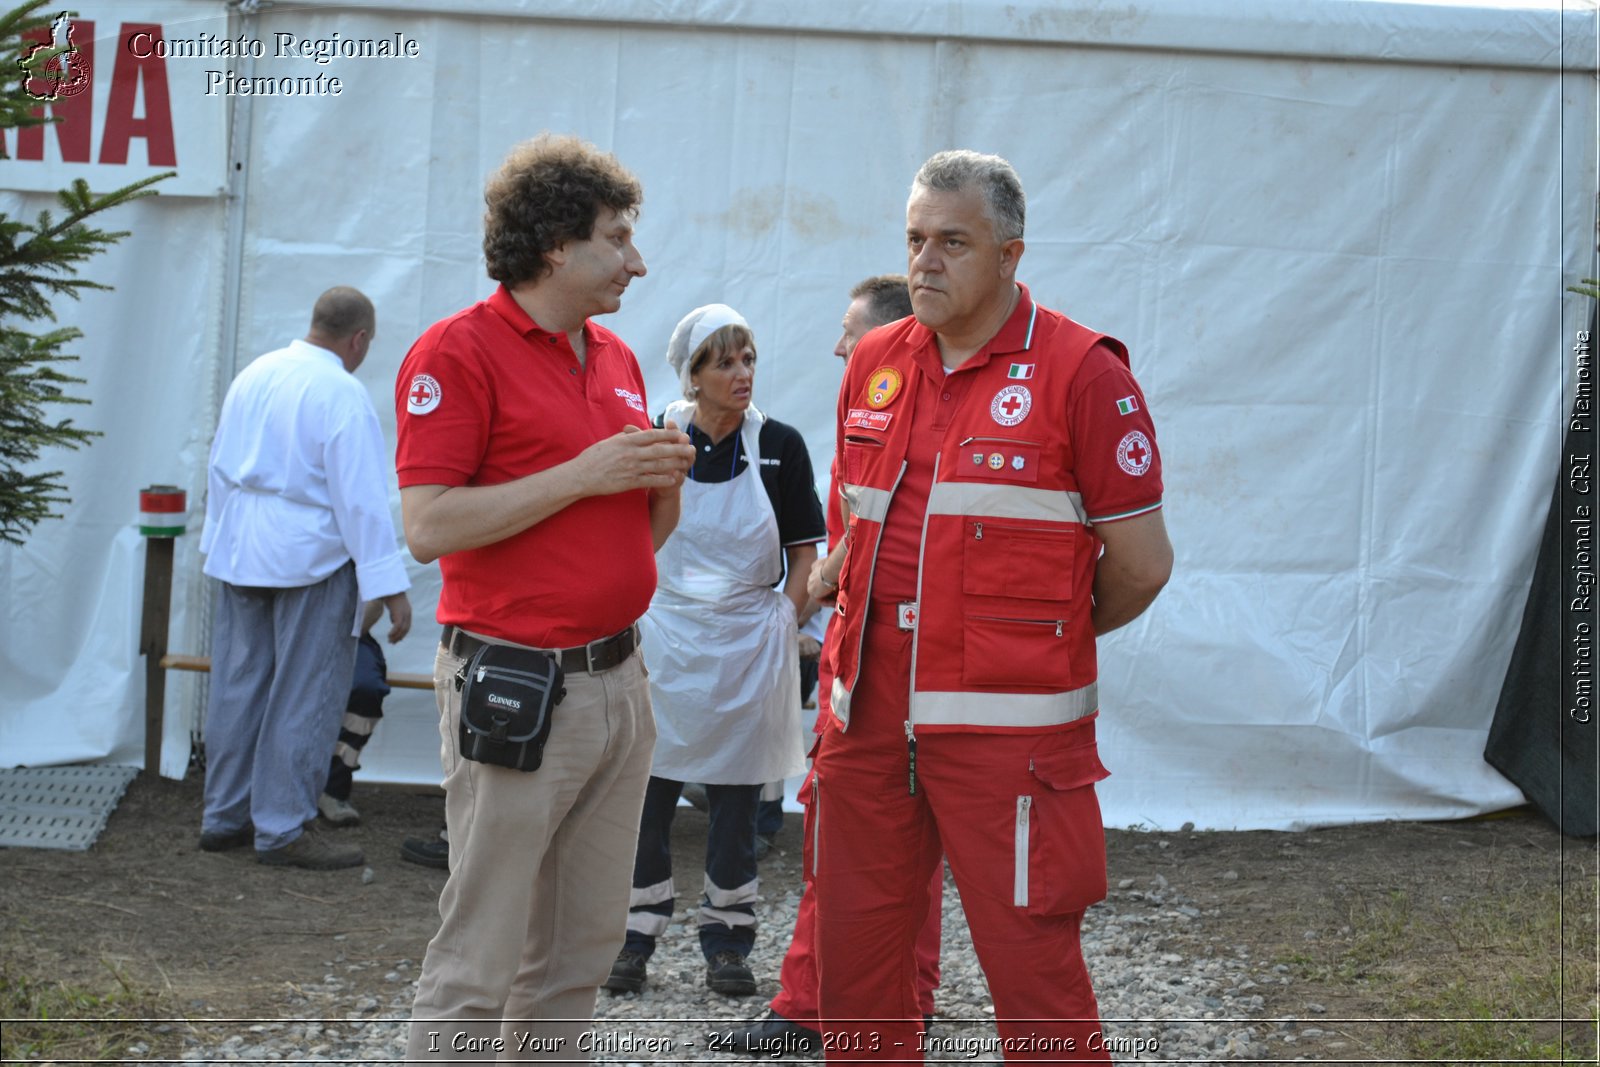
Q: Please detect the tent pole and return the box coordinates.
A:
[190,0,262,766]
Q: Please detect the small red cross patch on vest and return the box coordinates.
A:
[990,384,1031,427]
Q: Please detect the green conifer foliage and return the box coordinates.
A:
[1,0,172,544]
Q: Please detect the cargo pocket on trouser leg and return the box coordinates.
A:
[1016,728,1110,915]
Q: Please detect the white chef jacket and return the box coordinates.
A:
[200,339,409,603]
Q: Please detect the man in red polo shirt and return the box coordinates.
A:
[807,150,1173,1062]
[395,134,694,1061]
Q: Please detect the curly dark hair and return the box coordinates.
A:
[483,134,643,287]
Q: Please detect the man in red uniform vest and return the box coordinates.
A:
[807,150,1173,1063]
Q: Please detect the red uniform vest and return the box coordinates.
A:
[827,287,1126,733]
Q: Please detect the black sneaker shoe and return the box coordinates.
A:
[198,823,253,852]
[400,836,449,870]
[725,1010,819,1056]
[604,950,648,994]
[753,832,776,861]
[705,950,757,997]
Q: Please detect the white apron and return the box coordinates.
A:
[641,402,805,784]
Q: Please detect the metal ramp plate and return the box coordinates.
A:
[0,764,139,851]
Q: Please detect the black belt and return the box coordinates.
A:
[440,623,638,675]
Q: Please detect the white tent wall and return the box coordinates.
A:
[0,184,227,777]
[1,0,1593,829]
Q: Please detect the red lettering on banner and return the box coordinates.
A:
[4,20,178,170]
[100,23,176,166]
[13,20,94,163]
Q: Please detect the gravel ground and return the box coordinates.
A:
[169,867,1307,1065]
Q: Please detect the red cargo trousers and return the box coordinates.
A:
[811,614,1113,1064]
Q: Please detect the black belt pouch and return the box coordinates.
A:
[455,643,566,772]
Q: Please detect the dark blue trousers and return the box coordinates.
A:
[624,776,760,960]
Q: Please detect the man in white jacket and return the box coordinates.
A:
[198,286,411,870]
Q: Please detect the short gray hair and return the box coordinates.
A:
[911,149,1025,243]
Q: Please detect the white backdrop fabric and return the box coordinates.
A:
[1,0,1594,830]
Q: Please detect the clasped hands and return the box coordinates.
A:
[584,419,695,495]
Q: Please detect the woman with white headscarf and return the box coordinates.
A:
[604,304,825,999]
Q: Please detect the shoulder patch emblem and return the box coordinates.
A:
[1116,430,1153,476]
[865,367,904,410]
[407,374,442,416]
[990,384,1031,427]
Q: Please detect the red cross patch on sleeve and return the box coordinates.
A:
[406,374,442,416]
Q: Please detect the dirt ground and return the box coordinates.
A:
[2,771,1596,1063]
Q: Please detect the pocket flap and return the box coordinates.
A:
[1029,738,1109,792]
[962,520,1075,602]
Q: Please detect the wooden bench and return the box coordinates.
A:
[157,653,434,690]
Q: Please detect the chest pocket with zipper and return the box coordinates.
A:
[961,519,1079,688]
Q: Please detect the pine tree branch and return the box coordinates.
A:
[0,0,173,543]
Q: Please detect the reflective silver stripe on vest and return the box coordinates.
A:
[911,682,1098,728]
[842,482,894,523]
[926,481,1087,525]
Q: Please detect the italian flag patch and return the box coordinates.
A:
[1116,395,1139,416]
[1008,364,1034,380]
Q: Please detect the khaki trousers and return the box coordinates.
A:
[407,637,655,1062]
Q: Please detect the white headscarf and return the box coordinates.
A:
[665,303,750,400]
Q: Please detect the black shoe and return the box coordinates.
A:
[754,832,776,861]
[400,836,449,869]
[256,826,364,870]
[725,1011,819,1056]
[198,824,253,852]
[604,950,648,994]
[706,950,757,997]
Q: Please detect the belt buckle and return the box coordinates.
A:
[896,601,918,631]
[582,627,627,673]
[581,633,608,673]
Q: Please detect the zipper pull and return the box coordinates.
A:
[974,522,984,541]
[905,720,918,796]
[1055,621,1063,637]
[477,666,487,682]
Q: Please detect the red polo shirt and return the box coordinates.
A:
[395,286,657,648]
